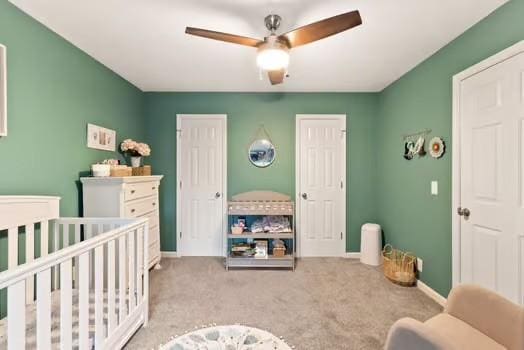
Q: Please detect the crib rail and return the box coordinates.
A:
[0,218,149,350]
[0,196,60,304]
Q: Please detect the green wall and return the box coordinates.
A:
[144,93,378,252]
[0,1,144,316]
[1,0,522,306]
[376,0,524,297]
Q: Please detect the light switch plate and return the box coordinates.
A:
[431,181,438,196]
[417,258,423,272]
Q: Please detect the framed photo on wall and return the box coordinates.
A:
[0,44,7,137]
[87,123,116,151]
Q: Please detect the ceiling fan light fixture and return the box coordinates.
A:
[256,48,290,71]
[256,37,290,71]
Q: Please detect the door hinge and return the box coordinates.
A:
[176,129,182,137]
[179,231,182,239]
[341,129,347,138]
[340,181,344,189]
[340,232,343,240]
[179,181,182,189]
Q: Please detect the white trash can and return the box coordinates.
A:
[360,223,382,266]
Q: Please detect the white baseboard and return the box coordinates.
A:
[346,252,361,259]
[417,280,447,307]
[161,251,179,258]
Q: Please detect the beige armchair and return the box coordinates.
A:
[385,284,524,350]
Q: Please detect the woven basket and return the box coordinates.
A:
[273,247,286,257]
[382,244,416,286]
[110,166,132,177]
[132,165,152,176]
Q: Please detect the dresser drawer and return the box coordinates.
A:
[138,210,159,230]
[148,239,160,262]
[124,182,159,201]
[125,196,158,217]
[147,226,160,246]
[136,226,159,260]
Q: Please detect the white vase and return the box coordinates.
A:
[131,156,142,168]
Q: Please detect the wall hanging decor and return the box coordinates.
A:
[248,124,276,168]
[0,44,7,137]
[402,129,430,160]
[429,136,446,158]
[87,123,116,151]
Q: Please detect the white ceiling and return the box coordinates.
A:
[10,0,508,92]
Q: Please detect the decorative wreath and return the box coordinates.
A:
[429,137,445,159]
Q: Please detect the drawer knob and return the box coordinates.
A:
[131,209,136,213]
[152,187,156,190]
[131,190,136,194]
[152,202,156,206]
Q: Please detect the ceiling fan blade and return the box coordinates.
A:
[268,69,285,85]
[185,27,262,47]
[280,10,362,48]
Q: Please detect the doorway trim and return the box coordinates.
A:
[451,40,524,287]
[295,114,347,257]
[176,114,228,257]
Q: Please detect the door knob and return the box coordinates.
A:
[457,207,471,218]
[215,192,221,199]
[301,193,308,200]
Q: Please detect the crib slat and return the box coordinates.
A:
[25,223,35,304]
[86,224,94,287]
[7,280,26,350]
[40,220,49,257]
[7,226,18,269]
[118,235,127,322]
[86,223,93,239]
[143,224,149,327]
[74,223,81,244]
[94,245,105,348]
[74,224,81,288]
[63,224,69,247]
[36,269,52,350]
[60,259,73,350]
[108,239,117,333]
[136,227,143,303]
[128,229,136,310]
[53,221,59,289]
[78,252,90,350]
[53,221,59,253]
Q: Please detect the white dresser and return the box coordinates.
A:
[81,175,163,269]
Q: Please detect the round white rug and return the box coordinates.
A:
[159,325,293,350]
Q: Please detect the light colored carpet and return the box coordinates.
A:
[125,257,442,350]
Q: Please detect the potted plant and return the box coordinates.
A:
[120,139,151,167]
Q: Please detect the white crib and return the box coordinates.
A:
[0,196,149,349]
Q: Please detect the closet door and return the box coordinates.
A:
[177,115,227,256]
[296,115,346,257]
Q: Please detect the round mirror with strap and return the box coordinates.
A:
[248,124,276,168]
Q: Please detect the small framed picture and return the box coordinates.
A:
[0,44,7,137]
[237,217,246,227]
[254,240,268,259]
[87,123,116,151]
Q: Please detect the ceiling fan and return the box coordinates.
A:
[185,10,362,85]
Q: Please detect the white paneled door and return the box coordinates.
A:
[458,51,524,304]
[177,115,226,256]
[296,115,346,257]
